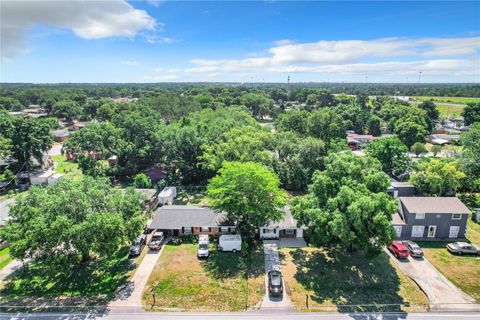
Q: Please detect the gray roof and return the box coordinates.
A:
[392,212,406,225]
[149,205,233,229]
[263,207,300,229]
[0,198,15,226]
[399,197,470,214]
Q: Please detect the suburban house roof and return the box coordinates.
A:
[263,207,300,229]
[399,197,470,214]
[142,167,167,182]
[149,205,233,230]
[391,212,406,225]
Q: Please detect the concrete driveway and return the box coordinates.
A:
[259,240,295,312]
[108,239,169,311]
[386,249,480,311]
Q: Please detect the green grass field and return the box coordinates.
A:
[0,247,13,270]
[435,103,466,117]
[415,96,480,104]
[52,155,83,180]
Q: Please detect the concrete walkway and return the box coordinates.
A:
[0,259,23,281]
[386,249,480,311]
[259,240,295,312]
[109,239,169,311]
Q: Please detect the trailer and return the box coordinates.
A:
[218,234,242,252]
[158,187,177,206]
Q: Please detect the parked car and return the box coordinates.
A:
[446,242,480,255]
[402,240,424,258]
[129,234,147,257]
[148,231,165,250]
[388,241,410,259]
[218,234,242,252]
[268,270,283,297]
[197,234,209,258]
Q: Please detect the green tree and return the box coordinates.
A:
[0,177,145,266]
[367,115,382,136]
[418,100,440,121]
[459,123,480,191]
[365,136,410,177]
[308,109,346,145]
[431,144,442,157]
[410,159,466,196]
[274,110,310,136]
[292,152,396,255]
[411,142,428,157]
[0,97,23,110]
[207,162,287,241]
[133,173,152,188]
[461,103,480,126]
[51,100,82,120]
[394,119,428,148]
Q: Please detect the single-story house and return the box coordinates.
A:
[142,166,167,183]
[53,129,69,142]
[392,197,471,240]
[0,198,15,227]
[29,170,63,185]
[148,205,236,236]
[260,207,304,239]
[429,134,461,145]
[347,132,374,150]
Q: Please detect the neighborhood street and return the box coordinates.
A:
[385,249,480,311]
[1,311,480,320]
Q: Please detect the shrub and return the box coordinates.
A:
[133,173,152,188]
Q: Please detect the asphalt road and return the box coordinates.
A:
[1,312,480,320]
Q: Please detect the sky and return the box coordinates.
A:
[0,0,479,83]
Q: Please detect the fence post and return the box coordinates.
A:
[306,294,309,309]
[150,287,156,310]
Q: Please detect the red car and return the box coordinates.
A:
[388,241,410,259]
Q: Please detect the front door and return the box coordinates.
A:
[449,226,460,238]
[427,225,437,238]
[411,225,424,238]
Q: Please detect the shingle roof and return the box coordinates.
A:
[399,197,470,214]
[263,207,299,229]
[149,205,233,230]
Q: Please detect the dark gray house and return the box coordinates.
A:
[392,197,471,240]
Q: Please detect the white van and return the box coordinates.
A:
[197,234,209,258]
[218,234,242,252]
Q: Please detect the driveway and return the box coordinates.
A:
[386,249,480,311]
[108,239,169,312]
[259,240,295,312]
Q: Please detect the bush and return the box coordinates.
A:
[133,173,152,188]
[181,234,198,244]
[170,237,183,245]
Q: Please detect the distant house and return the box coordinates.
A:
[429,134,461,145]
[29,170,63,185]
[347,132,374,150]
[0,198,15,227]
[392,197,470,240]
[259,207,304,239]
[142,167,167,183]
[53,129,69,142]
[148,205,236,237]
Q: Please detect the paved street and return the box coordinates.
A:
[386,249,480,311]
[259,240,295,312]
[108,239,169,310]
[1,311,480,320]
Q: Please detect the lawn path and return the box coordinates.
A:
[108,239,169,311]
[0,259,23,281]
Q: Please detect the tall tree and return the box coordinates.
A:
[207,162,287,241]
[418,100,440,122]
[461,103,480,126]
[292,152,396,255]
[365,136,410,177]
[51,100,82,120]
[0,177,145,266]
[459,123,480,191]
[410,159,465,196]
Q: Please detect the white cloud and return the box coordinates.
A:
[272,39,295,46]
[1,0,156,62]
[144,74,180,81]
[153,68,181,72]
[146,35,178,44]
[185,37,480,80]
[121,60,140,66]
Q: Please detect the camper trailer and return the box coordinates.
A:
[218,234,242,252]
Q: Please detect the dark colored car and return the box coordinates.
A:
[402,240,424,258]
[129,234,147,257]
[388,241,410,259]
[268,270,283,297]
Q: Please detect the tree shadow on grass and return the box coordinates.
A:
[201,243,264,280]
[290,247,410,313]
[0,247,133,300]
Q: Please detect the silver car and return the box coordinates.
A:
[446,242,480,255]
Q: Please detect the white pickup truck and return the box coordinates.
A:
[148,231,165,250]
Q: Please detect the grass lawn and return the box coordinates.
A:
[419,219,480,302]
[143,243,265,311]
[280,247,428,312]
[174,186,207,205]
[414,96,480,105]
[52,154,83,180]
[0,247,133,299]
[0,247,13,271]
[435,103,465,117]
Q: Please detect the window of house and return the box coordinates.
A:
[415,213,425,219]
[201,226,209,232]
[229,227,236,233]
[452,214,462,220]
[183,227,192,234]
[285,229,295,234]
